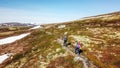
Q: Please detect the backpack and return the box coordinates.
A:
[77,44,80,49]
[75,43,80,49]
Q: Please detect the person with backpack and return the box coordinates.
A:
[75,41,82,55]
[63,35,67,46]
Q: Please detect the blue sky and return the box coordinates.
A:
[0,0,120,24]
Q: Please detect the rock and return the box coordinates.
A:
[74,56,80,62]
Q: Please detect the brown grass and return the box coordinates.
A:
[47,55,83,68]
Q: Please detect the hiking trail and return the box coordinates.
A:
[57,38,97,68]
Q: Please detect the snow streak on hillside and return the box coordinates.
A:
[0,33,30,45]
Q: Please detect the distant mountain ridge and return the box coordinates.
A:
[0,22,36,27]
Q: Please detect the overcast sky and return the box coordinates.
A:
[0,0,120,24]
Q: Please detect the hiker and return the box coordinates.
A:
[63,32,68,46]
[63,35,67,46]
[75,41,82,55]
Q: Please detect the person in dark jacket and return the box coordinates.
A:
[63,35,67,46]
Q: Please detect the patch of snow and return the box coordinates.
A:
[30,26,41,30]
[0,33,30,45]
[0,53,11,64]
[58,25,66,28]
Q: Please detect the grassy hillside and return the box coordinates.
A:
[53,11,120,68]
[0,26,32,39]
[0,28,83,68]
[0,11,120,68]
[42,11,120,68]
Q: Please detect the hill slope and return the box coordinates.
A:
[0,11,120,68]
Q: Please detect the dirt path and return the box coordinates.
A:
[57,38,97,68]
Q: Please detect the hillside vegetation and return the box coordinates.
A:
[0,11,120,68]
[54,11,120,68]
[43,11,120,68]
[0,26,32,39]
